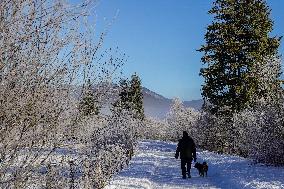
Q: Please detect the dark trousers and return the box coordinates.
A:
[181,158,191,177]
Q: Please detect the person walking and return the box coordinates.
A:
[175,131,197,179]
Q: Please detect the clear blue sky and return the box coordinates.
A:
[93,0,284,101]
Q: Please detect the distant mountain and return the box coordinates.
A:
[71,84,203,119]
[183,99,204,110]
[142,87,203,119]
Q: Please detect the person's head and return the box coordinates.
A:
[183,131,188,138]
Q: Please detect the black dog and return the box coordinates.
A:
[194,162,208,177]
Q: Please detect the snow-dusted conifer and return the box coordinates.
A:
[129,73,145,120]
[199,0,281,115]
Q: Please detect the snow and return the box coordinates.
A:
[104,140,284,189]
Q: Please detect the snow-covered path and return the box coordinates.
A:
[104,140,284,189]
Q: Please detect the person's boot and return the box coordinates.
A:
[182,169,186,179]
[187,171,191,178]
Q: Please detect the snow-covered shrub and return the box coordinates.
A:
[0,0,138,188]
[194,111,234,153]
[195,112,218,151]
[233,98,284,165]
[142,98,200,142]
[79,108,142,188]
[166,98,200,141]
[0,0,94,186]
[232,56,284,165]
[195,96,284,165]
[143,117,170,140]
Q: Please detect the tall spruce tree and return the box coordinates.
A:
[129,73,144,120]
[199,0,281,115]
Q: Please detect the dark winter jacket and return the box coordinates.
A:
[175,135,196,160]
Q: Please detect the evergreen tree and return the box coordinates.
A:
[79,79,100,116]
[112,74,144,120]
[129,73,144,120]
[112,79,131,115]
[199,0,281,115]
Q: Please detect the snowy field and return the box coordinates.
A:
[104,140,284,189]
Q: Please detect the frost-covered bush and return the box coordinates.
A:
[165,98,200,141]
[0,0,140,188]
[82,108,142,188]
[0,0,94,186]
[194,111,235,153]
[143,98,200,142]
[194,97,284,165]
[195,100,284,166]
[233,98,284,165]
[231,57,284,165]
[143,117,170,140]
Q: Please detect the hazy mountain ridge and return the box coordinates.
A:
[142,87,203,119]
[71,85,202,119]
